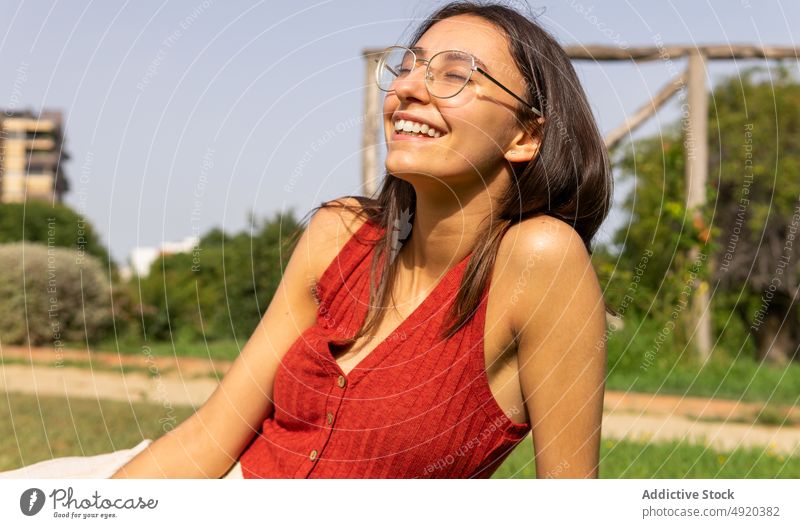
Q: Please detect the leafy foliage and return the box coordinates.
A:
[128,209,303,343]
[0,242,112,345]
[0,202,110,265]
[597,65,800,362]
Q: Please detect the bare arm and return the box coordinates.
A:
[508,217,607,478]
[110,204,353,478]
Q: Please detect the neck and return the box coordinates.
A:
[398,168,508,280]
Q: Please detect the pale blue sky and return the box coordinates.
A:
[1,0,798,263]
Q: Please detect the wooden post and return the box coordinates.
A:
[362,49,381,197]
[686,49,712,363]
[686,51,708,212]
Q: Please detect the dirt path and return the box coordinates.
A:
[0,363,218,408]
[2,345,799,456]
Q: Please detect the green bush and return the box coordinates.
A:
[0,202,110,265]
[0,242,112,345]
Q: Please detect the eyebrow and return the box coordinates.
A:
[410,46,491,73]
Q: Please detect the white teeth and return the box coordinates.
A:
[393,119,444,137]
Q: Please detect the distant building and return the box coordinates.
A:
[126,235,200,278]
[0,109,69,203]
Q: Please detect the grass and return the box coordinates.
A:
[494,435,800,479]
[604,314,800,407]
[2,391,797,478]
[606,355,800,408]
[88,339,243,362]
[0,391,194,472]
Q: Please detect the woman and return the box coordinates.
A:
[6,1,612,479]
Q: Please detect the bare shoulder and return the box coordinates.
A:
[304,196,371,284]
[498,215,588,264]
[494,215,600,338]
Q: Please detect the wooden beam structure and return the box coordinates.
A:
[604,69,687,150]
[564,44,800,61]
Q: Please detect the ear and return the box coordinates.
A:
[503,118,544,163]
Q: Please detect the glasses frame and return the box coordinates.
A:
[375,45,543,118]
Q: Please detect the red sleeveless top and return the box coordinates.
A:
[239,217,530,478]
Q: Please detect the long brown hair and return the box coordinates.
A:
[294,1,614,345]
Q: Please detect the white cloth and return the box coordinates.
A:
[221,460,243,479]
[0,439,244,479]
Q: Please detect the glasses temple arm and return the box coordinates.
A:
[476,66,543,118]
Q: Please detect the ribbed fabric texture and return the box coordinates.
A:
[239,217,531,478]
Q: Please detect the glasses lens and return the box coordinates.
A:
[427,51,473,98]
[376,47,416,92]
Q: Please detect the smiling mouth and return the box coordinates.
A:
[393,119,445,138]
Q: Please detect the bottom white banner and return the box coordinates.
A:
[2,479,797,527]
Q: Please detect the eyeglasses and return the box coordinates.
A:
[374,45,543,118]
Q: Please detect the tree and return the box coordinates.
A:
[131,209,303,342]
[608,65,800,364]
[708,65,800,363]
[0,201,111,266]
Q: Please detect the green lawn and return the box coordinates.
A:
[602,313,800,407]
[605,354,800,408]
[85,339,243,362]
[0,391,194,472]
[494,435,800,478]
[2,391,797,478]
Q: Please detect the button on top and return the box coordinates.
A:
[309,449,318,461]
[337,375,346,388]
[326,411,334,425]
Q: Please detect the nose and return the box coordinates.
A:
[391,62,431,104]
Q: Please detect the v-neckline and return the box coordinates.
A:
[323,239,474,387]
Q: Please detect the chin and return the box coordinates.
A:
[385,167,434,182]
[385,154,433,179]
